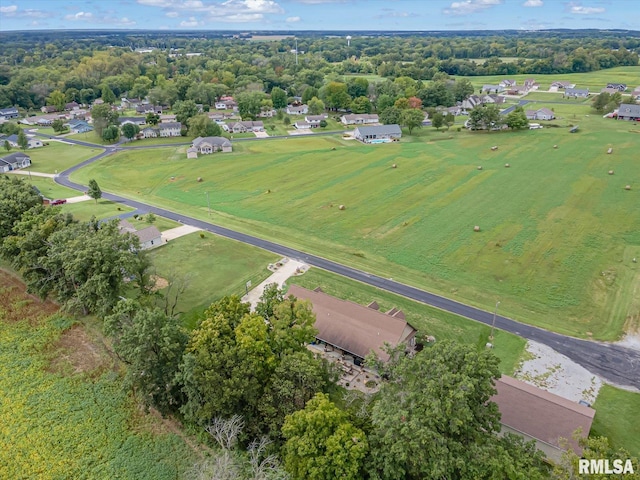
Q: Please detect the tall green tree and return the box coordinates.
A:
[431,112,444,131]
[307,96,325,115]
[270,86,287,110]
[322,82,351,111]
[188,114,222,138]
[91,103,119,137]
[87,179,102,204]
[105,299,188,414]
[145,112,160,126]
[173,99,199,125]
[366,341,546,480]
[401,108,425,134]
[351,96,372,114]
[453,78,475,102]
[17,130,28,151]
[101,125,120,143]
[100,84,116,105]
[379,106,402,125]
[282,393,368,480]
[46,89,66,111]
[237,91,265,119]
[0,175,43,241]
[121,123,139,141]
[51,119,66,133]
[506,106,529,130]
[3,140,10,152]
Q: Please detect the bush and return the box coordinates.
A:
[199,232,205,238]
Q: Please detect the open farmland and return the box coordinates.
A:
[71,109,640,340]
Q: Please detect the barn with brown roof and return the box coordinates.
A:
[492,375,595,462]
[287,285,417,364]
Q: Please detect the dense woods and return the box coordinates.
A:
[0,30,638,112]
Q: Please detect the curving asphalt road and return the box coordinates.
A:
[48,134,640,391]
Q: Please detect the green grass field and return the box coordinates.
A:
[457,66,640,92]
[148,232,279,326]
[70,101,640,340]
[11,141,100,174]
[62,200,135,222]
[23,176,80,200]
[288,268,526,375]
[591,385,640,456]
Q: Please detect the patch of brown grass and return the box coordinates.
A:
[48,325,111,376]
[0,268,59,324]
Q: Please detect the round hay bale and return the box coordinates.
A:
[625,185,631,190]
[504,163,510,168]
[474,225,481,232]
[197,177,203,182]
[338,204,346,210]
[553,145,558,149]
[477,166,482,170]
[607,147,613,154]
[392,163,397,169]
[491,146,498,151]
[608,170,614,175]
[266,189,271,193]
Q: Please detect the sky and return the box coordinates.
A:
[0,0,638,32]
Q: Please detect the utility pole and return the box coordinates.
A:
[489,301,501,343]
[295,37,298,66]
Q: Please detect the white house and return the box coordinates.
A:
[341,114,379,125]
[353,124,402,143]
[286,104,309,115]
[525,108,555,121]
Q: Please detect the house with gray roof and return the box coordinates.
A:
[66,119,93,134]
[0,152,31,171]
[564,88,589,98]
[285,104,309,115]
[341,113,379,125]
[354,124,402,143]
[191,136,232,155]
[119,117,146,126]
[616,103,640,121]
[525,108,555,121]
[118,220,162,250]
[0,107,19,119]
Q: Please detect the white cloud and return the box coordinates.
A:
[0,5,17,13]
[443,0,502,16]
[166,11,179,17]
[522,0,543,7]
[286,16,301,22]
[65,11,94,21]
[567,2,605,14]
[141,0,283,23]
[179,16,202,26]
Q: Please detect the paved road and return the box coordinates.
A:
[52,135,640,390]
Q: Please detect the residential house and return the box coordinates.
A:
[616,103,640,121]
[0,107,19,119]
[482,84,504,94]
[69,109,88,120]
[215,99,238,111]
[525,108,555,121]
[140,127,158,138]
[4,134,19,148]
[564,88,589,98]
[27,138,43,149]
[461,94,506,111]
[0,152,31,171]
[36,117,53,126]
[340,113,379,125]
[506,86,528,95]
[208,112,234,122]
[160,114,178,123]
[523,78,538,90]
[191,136,232,154]
[120,98,141,109]
[135,104,163,115]
[632,87,640,100]
[65,101,80,111]
[294,120,311,130]
[499,79,516,88]
[492,375,595,463]
[92,98,104,106]
[287,285,417,365]
[550,81,575,90]
[224,120,264,133]
[600,87,621,95]
[41,105,58,114]
[606,83,627,91]
[285,104,309,115]
[158,122,182,137]
[66,119,93,134]
[118,220,162,250]
[353,124,402,143]
[119,117,146,126]
[258,108,277,118]
[305,114,328,127]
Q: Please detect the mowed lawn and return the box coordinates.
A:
[591,385,640,456]
[148,232,279,326]
[71,109,640,340]
[22,141,100,174]
[22,176,80,200]
[62,200,135,222]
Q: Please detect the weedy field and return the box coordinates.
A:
[71,101,640,340]
[0,272,195,480]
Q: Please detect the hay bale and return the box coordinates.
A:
[553,145,558,149]
[608,170,614,175]
[338,204,346,210]
[491,146,498,151]
[392,164,397,169]
[607,147,613,154]
[197,177,203,182]
[477,166,482,170]
[504,163,510,168]
[474,225,481,232]
[625,185,631,190]
[266,189,271,193]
